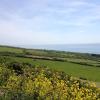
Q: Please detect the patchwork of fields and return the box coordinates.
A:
[0,45,100,82]
[0,45,100,99]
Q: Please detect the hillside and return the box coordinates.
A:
[0,45,100,99]
[0,45,100,81]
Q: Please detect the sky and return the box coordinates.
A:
[0,0,100,45]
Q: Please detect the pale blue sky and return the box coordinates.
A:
[0,0,100,45]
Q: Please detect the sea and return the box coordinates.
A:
[21,44,100,54]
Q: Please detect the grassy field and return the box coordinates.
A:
[0,46,23,53]
[0,45,100,82]
[4,56,100,82]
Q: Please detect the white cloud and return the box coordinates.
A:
[0,0,100,45]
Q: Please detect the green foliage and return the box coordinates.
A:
[0,65,12,86]
[0,64,100,100]
[7,62,24,75]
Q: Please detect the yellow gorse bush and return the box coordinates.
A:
[0,65,100,100]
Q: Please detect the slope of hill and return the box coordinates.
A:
[0,45,100,99]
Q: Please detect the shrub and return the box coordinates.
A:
[0,65,100,100]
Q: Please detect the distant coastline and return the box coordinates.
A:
[18,44,100,54]
[0,44,100,54]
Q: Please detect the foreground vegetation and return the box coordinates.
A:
[0,63,100,100]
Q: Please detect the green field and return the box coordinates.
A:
[4,56,100,82]
[0,46,23,53]
[0,45,100,82]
